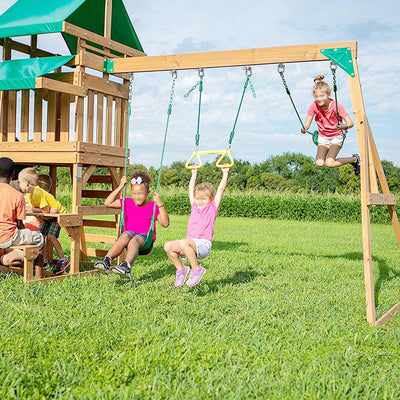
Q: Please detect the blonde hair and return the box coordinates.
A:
[18,167,38,186]
[313,74,331,96]
[38,174,52,192]
[194,183,215,199]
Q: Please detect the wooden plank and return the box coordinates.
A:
[60,93,70,141]
[87,174,113,184]
[1,91,9,141]
[104,0,112,39]
[84,219,116,228]
[105,95,113,145]
[0,37,57,58]
[57,214,83,227]
[85,233,115,244]
[30,35,37,58]
[85,248,108,258]
[20,90,30,142]
[96,93,104,145]
[41,72,75,84]
[62,22,145,58]
[114,97,122,147]
[33,90,43,142]
[0,151,77,164]
[74,96,84,141]
[78,142,126,157]
[71,164,82,214]
[111,41,358,73]
[86,90,95,143]
[36,77,87,97]
[47,91,57,141]
[82,74,129,98]
[7,90,17,142]
[78,205,121,215]
[120,98,128,148]
[368,193,396,206]
[77,152,126,167]
[81,42,112,57]
[82,190,111,199]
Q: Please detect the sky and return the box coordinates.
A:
[1,0,400,167]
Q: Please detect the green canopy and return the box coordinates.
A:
[0,55,74,90]
[0,0,143,54]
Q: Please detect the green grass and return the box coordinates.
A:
[1,216,400,399]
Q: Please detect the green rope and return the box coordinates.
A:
[140,70,177,253]
[119,74,134,235]
[229,67,256,146]
[184,69,204,149]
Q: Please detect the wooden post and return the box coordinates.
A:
[347,57,376,324]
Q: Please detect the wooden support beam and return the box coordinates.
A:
[36,77,87,97]
[0,37,57,58]
[62,22,145,58]
[109,41,357,73]
[347,57,376,325]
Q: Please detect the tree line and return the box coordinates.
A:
[52,152,400,195]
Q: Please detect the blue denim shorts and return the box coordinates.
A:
[123,231,148,244]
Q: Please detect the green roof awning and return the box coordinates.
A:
[0,0,143,54]
[0,55,74,90]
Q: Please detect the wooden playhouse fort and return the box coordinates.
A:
[0,0,399,326]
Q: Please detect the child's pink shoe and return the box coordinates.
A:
[174,265,190,287]
[186,265,206,287]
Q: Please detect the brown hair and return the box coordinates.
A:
[18,167,38,186]
[130,169,152,190]
[313,74,331,96]
[194,182,215,199]
[38,174,52,192]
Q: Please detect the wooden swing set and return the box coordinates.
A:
[0,0,399,326]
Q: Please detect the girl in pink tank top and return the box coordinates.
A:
[164,167,230,287]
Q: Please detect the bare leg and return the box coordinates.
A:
[0,250,23,267]
[325,144,357,168]
[35,252,44,280]
[125,235,145,265]
[315,145,329,167]
[164,239,200,271]
[105,232,133,261]
[47,234,64,259]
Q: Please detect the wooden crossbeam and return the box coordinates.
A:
[109,41,357,73]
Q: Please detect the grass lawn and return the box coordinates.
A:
[1,216,400,399]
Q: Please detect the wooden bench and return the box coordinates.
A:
[0,245,40,283]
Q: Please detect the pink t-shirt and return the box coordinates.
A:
[307,99,348,137]
[186,201,218,242]
[120,198,160,242]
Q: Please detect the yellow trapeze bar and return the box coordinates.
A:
[185,149,234,169]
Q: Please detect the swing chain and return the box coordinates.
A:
[330,62,337,90]
[127,73,134,116]
[168,70,177,115]
[244,67,256,98]
[184,68,205,98]
[278,63,290,95]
